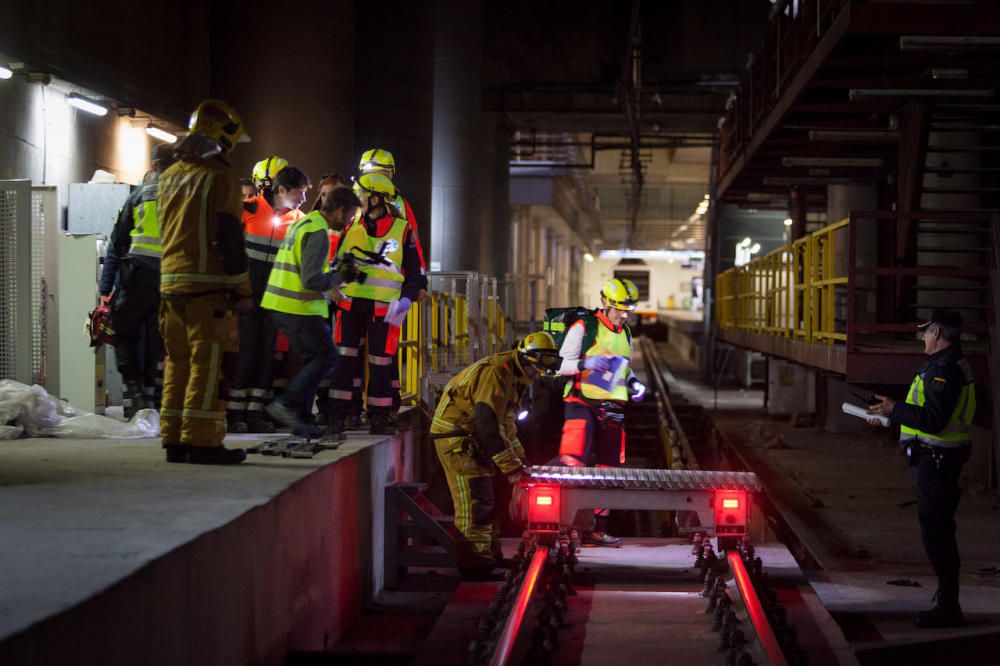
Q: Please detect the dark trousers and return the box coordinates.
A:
[270,312,337,421]
[331,306,396,417]
[914,443,970,605]
[111,259,162,399]
[229,303,276,416]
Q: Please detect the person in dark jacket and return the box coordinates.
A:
[868,308,976,628]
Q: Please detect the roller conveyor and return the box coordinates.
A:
[525,465,762,492]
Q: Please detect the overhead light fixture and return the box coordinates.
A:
[66,92,108,116]
[741,237,752,248]
[146,123,177,144]
[703,194,710,200]
[763,176,854,186]
[809,129,899,142]
[677,224,689,232]
[0,65,12,80]
[782,157,884,168]
[750,243,761,254]
[900,36,1000,51]
[784,218,793,227]
[583,252,594,262]
[931,68,968,80]
[849,88,993,100]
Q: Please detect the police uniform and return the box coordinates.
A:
[431,350,530,574]
[108,174,164,415]
[890,339,976,620]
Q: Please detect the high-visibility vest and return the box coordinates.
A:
[339,215,408,303]
[261,211,330,317]
[243,198,303,264]
[899,371,976,447]
[565,312,633,402]
[128,181,162,259]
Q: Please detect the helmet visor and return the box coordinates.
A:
[607,297,637,312]
[523,349,562,374]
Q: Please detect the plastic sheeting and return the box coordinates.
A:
[0,380,159,440]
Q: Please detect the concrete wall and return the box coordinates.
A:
[0,432,414,666]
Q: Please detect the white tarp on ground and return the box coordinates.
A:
[0,380,159,440]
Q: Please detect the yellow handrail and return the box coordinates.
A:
[715,218,849,344]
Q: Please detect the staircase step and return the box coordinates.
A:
[389,482,429,497]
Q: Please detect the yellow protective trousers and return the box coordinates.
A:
[158,293,238,447]
[434,435,503,571]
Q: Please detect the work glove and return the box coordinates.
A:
[628,378,647,402]
[579,355,613,373]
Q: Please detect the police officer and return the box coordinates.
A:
[868,308,976,628]
[555,278,647,547]
[431,332,562,579]
[106,143,176,417]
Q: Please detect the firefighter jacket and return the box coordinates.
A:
[110,172,162,269]
[430,350,531,474]
[335,212,423,314]
[892,345,976,448]
[261,211,344,317]
[557,310,636,402]
[157,155,251,298]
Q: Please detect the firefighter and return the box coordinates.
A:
[327,173,423,436]
[105,143,176,418]
[431,332,562,579]
[555,278,647,546]
[227,158,310,433]
[262,187,361,435]
[157,99,252,465]
[868,309,976,628]
[357,148,429,420]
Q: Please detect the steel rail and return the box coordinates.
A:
[728,551,789,666]
[639,336,700,469]
[489,545,549,666]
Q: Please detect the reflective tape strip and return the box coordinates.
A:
[131,234,161,247]
[272,261,299,274]
[368,355,393,366]
[161,272,249,285]
[203,342,220,410]
[247,388,269,398]
[331,390,354,400]
[431,416,456,431]
[246,248,276,263]
[362,277,404,289]
[339,346,359,357]
[246,403,265,412]
[161,407,182,418]
[227,388,248,398]
[226,399,247,409]
[182,408,224,420]
[264,284,325,301]
[367,396,394,407]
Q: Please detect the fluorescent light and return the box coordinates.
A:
[849,88,993,100]
[740,237,752,247]
[66,92,108,116]
[0,65,12,80]
[145,124,177,144]
[750,243,761,253]
[703,194,710,200]
[784,218,793,226]
[583,252,594,262]
[782,157,884,168]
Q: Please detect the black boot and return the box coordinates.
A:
[227,412,248,434]
[122,381,143,420]
[916,591,964,628]
[163,443,189,463]
[188,445,247,465]
[369,413,396,436]
[245,411,276,433]
[327,415,346,436]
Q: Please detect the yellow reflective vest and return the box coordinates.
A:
[128,181,162,259]
[899,370,976,447]
[339,215,408,304]
[261,211,330,317]
[565,311,633,402]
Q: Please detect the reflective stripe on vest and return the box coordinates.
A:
[566,313,632,402]
[260,210,330,317]
[129,182,162,259]
[339,216,408,303]
[899,372,976,447]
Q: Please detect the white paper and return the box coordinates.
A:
[384,298,410,327]
[841,402,889,427]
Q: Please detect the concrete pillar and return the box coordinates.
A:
[827,183,877,331]
[479,113,511,278]
[355,0,435,259]
[431,0,484,272]
[767,360,815,417]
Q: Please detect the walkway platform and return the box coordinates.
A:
[0,426,415,666]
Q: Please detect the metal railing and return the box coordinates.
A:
[715,211,993,351]
[397,271,517,407]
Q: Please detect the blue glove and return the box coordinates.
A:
[581,356,613,373]
[629,379,647,402]
[384,297,412,327]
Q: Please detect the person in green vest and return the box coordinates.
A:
[262,186,362,436]
[106,143,176,418]
[555,278,648,547]
[868,308,976,628]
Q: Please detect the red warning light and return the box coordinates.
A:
[722,498,740,509]
[526,484,561,531]
[536,495,553,506]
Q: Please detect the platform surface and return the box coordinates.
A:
[0,431,392,644]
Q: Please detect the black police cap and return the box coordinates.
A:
[918,308,964,330]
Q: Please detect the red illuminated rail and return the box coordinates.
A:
[489,545,549,666]
[728,551,788,666]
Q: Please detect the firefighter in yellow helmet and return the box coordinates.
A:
[157,99,253,465]
[227,156,311,433]
[326,172,424,436]
[431,332,562,579]
[554,278,647,546]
